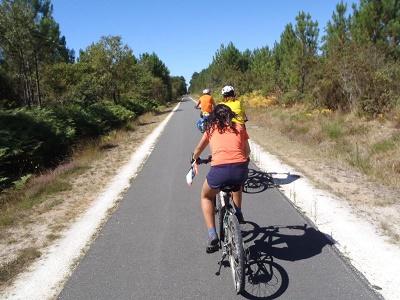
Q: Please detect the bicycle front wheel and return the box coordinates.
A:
[226,214,245,294]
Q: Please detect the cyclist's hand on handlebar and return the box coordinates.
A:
[191,153,212,165]
[190,153,195,164]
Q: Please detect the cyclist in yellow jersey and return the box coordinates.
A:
[220,86,248,124]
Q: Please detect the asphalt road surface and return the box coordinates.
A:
[59,97,379,299]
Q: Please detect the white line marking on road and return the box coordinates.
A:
[2,103,181,300]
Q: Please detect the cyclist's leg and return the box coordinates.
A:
[232,187,243,209]
[232,187,245,223]
[231,162,248,209]
[200,179,218,229]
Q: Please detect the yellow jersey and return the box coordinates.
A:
[223,99,247,124]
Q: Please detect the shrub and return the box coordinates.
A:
[86,102,135,133]
[120,99,146,115]
[0,109,75,187]
[62,104,105,137]
[280,91,302,107]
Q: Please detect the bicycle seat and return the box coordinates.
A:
[220,184,241,192]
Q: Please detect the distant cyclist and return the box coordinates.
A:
[192,104,250,253]
[220,85,248,125]
[195,89,215,118]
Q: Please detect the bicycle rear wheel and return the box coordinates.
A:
[226,214,245,294]
[216,193,225,244]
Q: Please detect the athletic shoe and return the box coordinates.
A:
[206,236,219,253]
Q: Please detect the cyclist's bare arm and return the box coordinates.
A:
[195,99,201,109]
[193,134,209,161]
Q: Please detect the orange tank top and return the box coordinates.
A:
[204,124,249,166]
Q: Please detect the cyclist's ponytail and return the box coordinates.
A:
[205,104,238,134]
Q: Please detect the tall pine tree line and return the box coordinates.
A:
[189,0,400,116]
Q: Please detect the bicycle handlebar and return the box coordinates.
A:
[196,156,212,165]
[190,154,212,165]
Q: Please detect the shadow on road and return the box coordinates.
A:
[155,108,183,116]
[244,169,275,194]
[240,222,334,299]
[244,169,300,194]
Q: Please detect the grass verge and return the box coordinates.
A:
[0,248,41,287]
[244,97,400,189]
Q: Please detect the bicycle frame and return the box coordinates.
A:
[216,190,246,293]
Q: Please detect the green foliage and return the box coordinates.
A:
[294,11,319,93]
[120,100,147,115]
[0,0,73,107]
[0,101,141,189]
[189,3,399,118]
[250,47,275,92]
[139,53,172,102]
[188,42,254,94]
[323,1,351,56]
[13,174,32,190]
[274,24,299,92]
[352,0,400,59]
[0,108,75,187]
[86,102,135,132]
[0,1,176,190]
[78,36,138,103]
[121,99,159,115]
[171,76,187,99]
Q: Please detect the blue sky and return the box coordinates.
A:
[52,0,357,84]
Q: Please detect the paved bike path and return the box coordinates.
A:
[59,98,379,299]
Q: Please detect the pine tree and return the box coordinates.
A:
[274,23,299,92]
[352,0,400,58]
[294,11,319,93]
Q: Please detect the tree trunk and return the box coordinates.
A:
[19,63,29,107]
[34,53,42,108]
[22,64,32,108]
[26,62,35,107]
[112,89,117,103]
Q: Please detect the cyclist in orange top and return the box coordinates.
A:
[192,104,250,253]
[195,89,215,118]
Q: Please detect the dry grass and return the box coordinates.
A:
[46,233,61,242]
[246,102,400,189]
[381,222,400,244]
[0,161,86,228]
[0,247,41,286]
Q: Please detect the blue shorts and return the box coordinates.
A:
[206,161,249,189]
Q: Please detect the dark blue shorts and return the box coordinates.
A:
[206,161,249,189]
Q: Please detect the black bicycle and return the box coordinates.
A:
[195,156,246,294]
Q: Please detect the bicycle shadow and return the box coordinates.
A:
[240,222,334,299]
[243,169,300,194]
